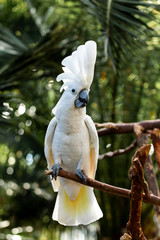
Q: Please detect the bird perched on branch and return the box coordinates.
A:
[44,40,103,226]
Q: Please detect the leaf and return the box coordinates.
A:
[80,0,160,72]
[0,25,30,70]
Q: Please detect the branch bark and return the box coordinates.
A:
[97,119,160,137]
[120,233,132,240]
[133,158,150,198]
[127,145,150,240]
[148,128,160,175]
[134,124,160,224]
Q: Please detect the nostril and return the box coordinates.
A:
[79,96,88,103]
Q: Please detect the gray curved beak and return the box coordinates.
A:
[75,89,89,108]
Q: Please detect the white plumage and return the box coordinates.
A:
[56,40,97,92]
[44,40,103,226]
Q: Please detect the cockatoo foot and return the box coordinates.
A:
[52,163,61,180]
[75,169,87,183]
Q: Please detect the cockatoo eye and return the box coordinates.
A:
[71,88,77,95]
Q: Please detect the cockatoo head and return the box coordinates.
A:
[53,40,97,117]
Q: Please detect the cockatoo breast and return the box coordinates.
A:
[52,113,90,174]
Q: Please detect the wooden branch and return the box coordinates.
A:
[127,145,150,240]
[145,155,160,220]
[148,128,160,174]
[134,125,160,223]
[134,126,160,193]
[99,140,137,159]
[97,119,160,137]
[95,122,119,129]
[133,158,150,198]
[120,233,132,240]
[45,169,131,199]
[134,125,159,197]
[44,168,160,206]
[145,156,160,197]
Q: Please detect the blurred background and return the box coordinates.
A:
[0,0,160,239]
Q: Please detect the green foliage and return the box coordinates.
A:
[80,0,160,72]
[0,0,160,239]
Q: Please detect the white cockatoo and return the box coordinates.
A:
[44,40,103,226]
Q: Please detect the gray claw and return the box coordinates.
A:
[75,169,87,183]
[52,163,61,180]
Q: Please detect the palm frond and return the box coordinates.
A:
[25,0,54,36]
[0,25,30,71]
[80,0,160,72]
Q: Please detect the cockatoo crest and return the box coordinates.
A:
[56,40,97,92]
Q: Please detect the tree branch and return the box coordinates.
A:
[127,145,150,240]
[97,119,160,137]
[99,139,137,159]
[44,168,160,206]
[148,128,160,175]
[133,158,150,198]
[45,169,131,199]
[134,124,160,224]
[120,233,132,240]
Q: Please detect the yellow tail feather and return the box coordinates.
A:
[62,185,90,217]
[53,184,103,226]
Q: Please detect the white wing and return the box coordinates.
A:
[84,115,99,179]
[44,117,60,192]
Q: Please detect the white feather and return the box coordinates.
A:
[85,115,99,158]
[76,187,103,225]
[56,40,97,91]
[44,117,60,192]
[62,55,79,76]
